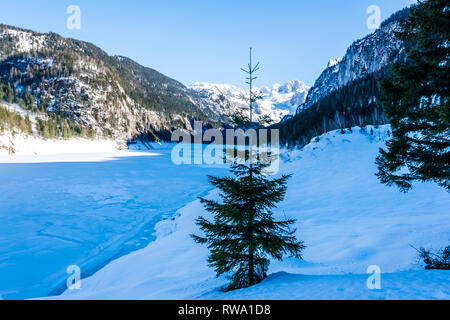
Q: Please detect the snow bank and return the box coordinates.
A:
[0,132,118,155]
[50,125,449,300]
[0,102,137,161]
[0,132,157,163]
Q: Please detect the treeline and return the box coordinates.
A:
[0,105,96,140]
[35,116,95,140]
[0,53,89,110]
[0,81,14,103]
[276,70,389,147]
[0,81,44,113]
[0,60,102,139]
[0,107,32,134]
[380,6,411,28]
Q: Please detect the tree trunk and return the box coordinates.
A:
[248,233,254,286]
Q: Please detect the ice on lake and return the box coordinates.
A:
[0,145,227,299]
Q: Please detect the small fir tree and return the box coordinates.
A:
[192,49,305,291]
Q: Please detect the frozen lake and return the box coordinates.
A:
[0,146,227,299]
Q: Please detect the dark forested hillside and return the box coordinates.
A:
[276,70,388,147]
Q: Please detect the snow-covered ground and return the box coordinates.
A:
[42,125,448,300]
[0,132,123,160]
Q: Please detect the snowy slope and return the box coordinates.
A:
[52,125,450,300]
[189,80,310,123]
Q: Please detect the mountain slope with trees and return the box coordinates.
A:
[276,7,411,147]
[0,24,214,143]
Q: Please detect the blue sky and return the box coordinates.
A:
[0,0,416,87]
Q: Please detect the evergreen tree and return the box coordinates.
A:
[24,115,32,135]
[376,0,450,192]
[192,49,305,291]
[42,123,50,139]
[6,83,14,104]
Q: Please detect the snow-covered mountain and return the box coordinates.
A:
[277,8,411,147]
[189,80,310,124]
[296,8,409,114]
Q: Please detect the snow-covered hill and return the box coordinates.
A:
[51,125,450,300]
[189,80,310,123]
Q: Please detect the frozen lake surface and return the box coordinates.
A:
[0,146,227,299]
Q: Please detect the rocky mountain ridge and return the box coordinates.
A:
[189,80,310,124]
[296,7,409,114]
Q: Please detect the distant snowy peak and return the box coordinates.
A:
[327,58,343,69]
[189,80,310,124]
